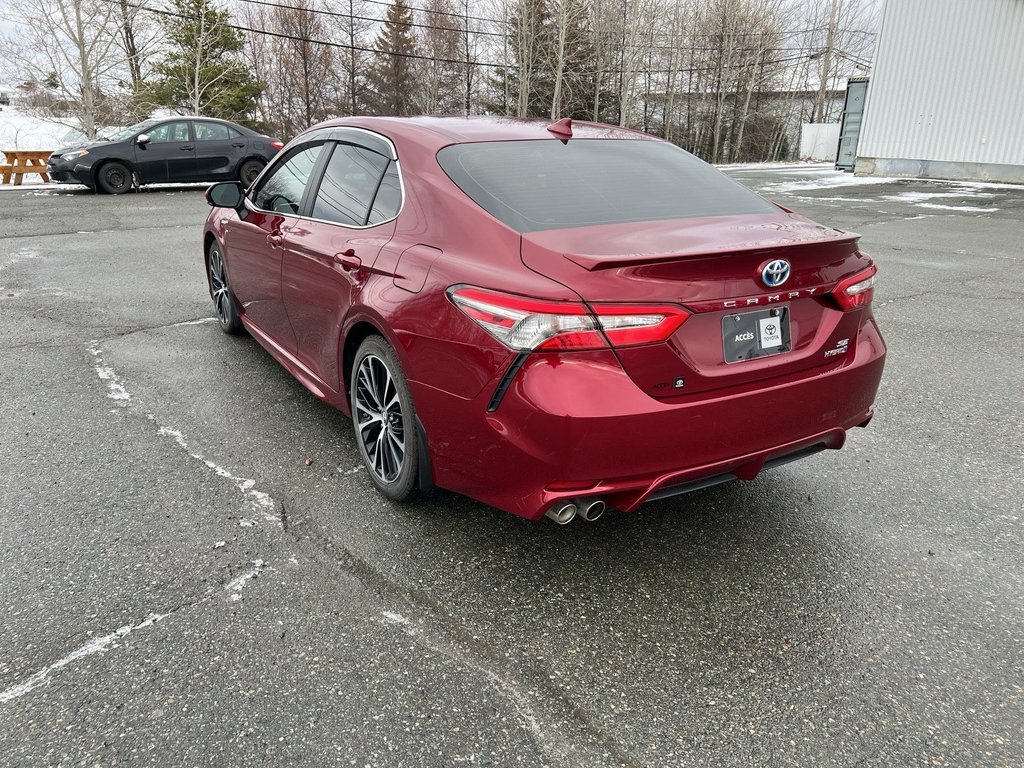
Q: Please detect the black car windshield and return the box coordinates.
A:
[105,119,160,142]
[436,139,777,233]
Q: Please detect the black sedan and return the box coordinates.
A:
[46,117,283,194]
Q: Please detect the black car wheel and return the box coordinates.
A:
[207,242,243,334]
[239,159,264,187]
[96,161,133,194]
[351,336,420,501]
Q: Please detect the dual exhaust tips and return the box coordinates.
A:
[545,497,606,524]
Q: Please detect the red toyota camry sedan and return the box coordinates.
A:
[202,117,885,523]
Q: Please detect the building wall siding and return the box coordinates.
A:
[857,0,1024,173]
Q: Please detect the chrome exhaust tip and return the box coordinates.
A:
[545,501,578,525]
[578,497,606,522]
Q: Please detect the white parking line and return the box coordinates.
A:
[87,343,131,403]
[0,613,167,703]
[0,561,274,703]
[86,340,280,527]
[156,425,279,526]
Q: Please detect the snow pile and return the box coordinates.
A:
[0,107,84,150]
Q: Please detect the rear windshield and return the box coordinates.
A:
[436,139,777,233]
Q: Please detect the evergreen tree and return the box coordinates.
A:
[364,0,420,116]
[148,0,260,120]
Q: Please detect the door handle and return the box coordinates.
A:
[180,145,195,151]
[334,249,362,272]
[267,231,284,247]
[232,142,246,148]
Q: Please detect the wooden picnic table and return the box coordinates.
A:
[1,149,51,185]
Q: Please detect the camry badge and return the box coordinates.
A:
[761,259,791,287]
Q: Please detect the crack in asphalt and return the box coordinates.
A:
[0,568,261,705]
[280,504,643,768]
[873,291,935,310]
[0,341,83,351]
[0,222,195,242]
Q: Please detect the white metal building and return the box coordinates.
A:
[856,0,1024,183]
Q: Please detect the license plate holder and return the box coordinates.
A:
[722,307,791,363]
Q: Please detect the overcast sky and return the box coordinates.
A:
[0,0,23,82]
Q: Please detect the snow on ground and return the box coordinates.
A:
[715,161,831,172]
[724,162,1015,213]
[751,170,904,194]
[0,107,85,150]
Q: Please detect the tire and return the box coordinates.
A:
[96,161,133,194]
[239,159,264,187]
[207,242,243,334]
[350,336,420,501]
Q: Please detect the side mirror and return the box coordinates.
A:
[136,133,150,145]
[205,181,245,209]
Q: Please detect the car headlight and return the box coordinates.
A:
[62,150,89,162]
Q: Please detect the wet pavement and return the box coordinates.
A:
[1,165,1021,766]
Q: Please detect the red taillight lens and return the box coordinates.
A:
[449,287,689,352]
[832,265,877,311]
[270,140,284,150]
[591,304,690,347]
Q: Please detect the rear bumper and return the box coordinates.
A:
[411,317,886,520]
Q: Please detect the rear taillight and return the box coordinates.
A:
[270,140,284,150]
[831,265,877,311]
[449,287,689,352]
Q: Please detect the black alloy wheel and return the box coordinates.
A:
[351,336,420,501]
[97,161,133,194]
[207,242,242,334]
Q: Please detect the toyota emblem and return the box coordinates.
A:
[761,259,791,287]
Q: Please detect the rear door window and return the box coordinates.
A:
[194,121,232,141]
[250,143,325,215]
[311,143,391,226]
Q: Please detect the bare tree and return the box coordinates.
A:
[276,0,336,131]
[585,0,618,121]
[795,0,879,122]
[417,0,464,114]
[0,0,126,137]
[115,0,161,93]
[615,0,658,127]
[548,0,586,118]
[460,0,486,115]
[512,0,549,117]
[329,0,374,115]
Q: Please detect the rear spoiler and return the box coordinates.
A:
[562,231,860,271]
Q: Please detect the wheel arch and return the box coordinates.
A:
[238,153,267,166]
[341,318,434,493]
[341,320,387,404]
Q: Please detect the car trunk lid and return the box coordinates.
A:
[520,212,874,398]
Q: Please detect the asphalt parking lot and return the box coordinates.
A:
[1,165,1021,767]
